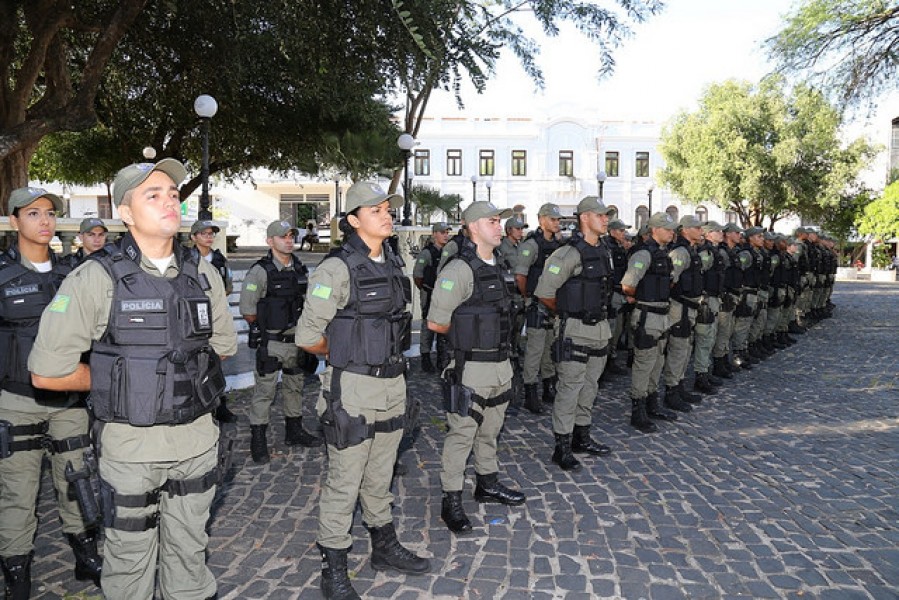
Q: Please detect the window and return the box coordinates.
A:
[446,149,462,176]
[695,206,708,223]
[725,211,738,224]
[511,150,527,176]
[606,205,619,219]
[666,205,679,222]
[96,195,112,219]
[605,152,619,177]
[279,193,330,235]
[558,150,574,177]
[635,206,649,229]
[635,152,650,177]
[479,149,495,176]
[414,150,430,176]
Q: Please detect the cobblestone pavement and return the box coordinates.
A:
[28,281,899,599]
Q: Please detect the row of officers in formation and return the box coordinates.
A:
[0,157,839,600]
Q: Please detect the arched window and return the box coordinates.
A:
[606,204,619,219]
[725,211,738,224]
[635,205,649,229]
[695,206,708,223]
[666,205,679,222]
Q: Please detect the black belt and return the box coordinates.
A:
[636,303,668,315]
[340,361,406,379]
[672,296,702,310]
[461,349,509,362]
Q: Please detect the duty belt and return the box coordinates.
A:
[341,360,406,379]
[460,348,509,363]
[0,420,90,458]
[672,296,702,310]
[636,303,669,315]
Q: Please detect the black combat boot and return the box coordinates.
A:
[523,384,543,414]
[474,473,526,505]
[285,417,324,447]
[603,358,628,376]
[782,331,797,345]
[630,397,658,433]
[542,377,557,403]
[67,530,102,587]
[214,397,237,423]
[1,552,32,600]
[551,433,582,471]
[249,424,270,464]
[317,543,361,600]
[571,425,612,456]
[693,373,718,395]
[368,522,430,574]
[664,385,693,412]
[441,491,472,534]
[678,380,703,404]
[646,392,677,421]
[713,357,733,379]
[788,320,805,334]
[707,371,724,386]
[626,349,635,368]
[420,353,434,373]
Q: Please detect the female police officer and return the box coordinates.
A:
[297,181,429,600]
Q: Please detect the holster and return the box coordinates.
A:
[696,298,715,324]
[441,368,474,417]
[217,436,235,484]
[551,337,573,363]
[255,344,281,376]
[524,302,552,329]
[65,448,101,528]
[319,371,370,450]
[403,396,421,439]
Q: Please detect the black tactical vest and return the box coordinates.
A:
[700,241,725,296]
[421,242,442,289]
[253,252,308,331]
[741,244,762,289]
[603,235,628,285]
[770,250,786,287]
[447,239,512,357]
[557,233,613,324]
[670,236,704,299]
[806,242,820,274]
[325,234,412,374]
[87,234,224,425]
[635,239,673,303]
[60,248,87,270]
[525,229,563,295]
[209,249,229,285]
[0,244,71,399]
[722,244,743,291]
[758,248,772,289]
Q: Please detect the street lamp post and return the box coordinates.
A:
[597,170,607,200]
[334,175,342,216]
[485,179,493,202]
[194,94,218,220]
[142,147,156,161]
[646,179,655,215]
[470,175,478,202]
[397,133,414,226]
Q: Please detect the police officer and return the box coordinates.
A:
[730,227,763,368]
[620,212,678,433]
[744,226,771,361]
[428,200,526,534]
[240,220,322,463]
[0,188,101,598]
[692,221,726,392]
[711,223,743,378]
[515,203,564,413]
[534,196,615,472]
[191,219,237,423]
[62,217,109,268]
[296,181,429,600]
[498,216,528,362]
[29,159,237,600]
[437,225,467,272]
[662,215,705,408]
[763,232,787,351]
[413,222,451,373]
[602,218,631,376]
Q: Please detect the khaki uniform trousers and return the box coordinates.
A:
[249,338,305,425]
[765,288,785,336]
[99,444,218,600]
[419,290,436,355]
[628,307,669,400]
[522,315,556,385]
[692,296,720,375]
[663,299,698,387]
[731,292,758,352]
[316,369,405,549]
[712,299,736,360]
[748,289,769,344]
[552,319,610,434]
[0,406,89,556]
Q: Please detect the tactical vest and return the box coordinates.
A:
[209,249,229,286]
[741,245,762,289]
[325,234,412,376]
[806,243,820,274]
[0,245,71,399]
[670,237,704,299]
[253,252,308,331]
[700,241,725,296]
[60,248,86,270]
[770,250,786,287]
[420,242,442,289]
[524,229,563,295]
[447,239,512,359]
[603,235,628,285]
[796,244,809,274]
[557,233,613,324]
[758,248,772,289]
[635,239,672,303]
[723,244,744,291]
[87,235,224,425]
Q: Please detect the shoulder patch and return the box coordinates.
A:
[48,294,70,313]
[633,261,645,270]
[311,283,332,300]
[521,249,531,257]
[245,282,258,291]
[548,264,561,275]
[440,278,455,291]
[418,257,427,263]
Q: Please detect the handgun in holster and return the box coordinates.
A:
[65,448,101,528]
[441,368,474,416]
[319,389,370,450]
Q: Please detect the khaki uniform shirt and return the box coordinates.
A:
[513,237,540,278]
[28,250,237,462]
[437,239,460,272]
[534,244,611,346]
[412,243,437,281]
[497,237,521,273]
[239,256,302,335]
[428,258,513,394]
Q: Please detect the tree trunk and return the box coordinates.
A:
[0,150,34,216]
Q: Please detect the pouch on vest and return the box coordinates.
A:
[195,350,226,409]
[0,281,48,321]
[179,297,213,340]
[113,299,168,346]
[449,305,502,352]
[0,329,12,383]
[403,396,421,438]
[441,368,474,417]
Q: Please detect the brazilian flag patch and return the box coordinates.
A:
[548,264,561,275]
[440,279,455,291]
[311,283,332,299]
[48,294,70,313]
[245,283,258,291]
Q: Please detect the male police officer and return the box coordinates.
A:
[731,227,763,368]
[62,217,109,268]
[429,200,526,534]
[1,188,100,598]
[30,159,237,600]
[515,203,564,413]
[240,220,322,464]
[535,196,615,472]
[620,212,678,433]
[602,218,631,375]
[692,221,726,393]
[498,216,528,361]
[413,222,451,373]
[711,223,742,378]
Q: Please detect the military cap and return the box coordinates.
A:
[608,219,630,230]
[431,222,451,233]
[266,220,297,238]
[80,217,108,233]
[722,223,742,234]
[504,216,528,230]
[190,219,220,235]
[537,203,563,218]
[344,181,403,213]
[8,187,64,214]
[112,158,186,207]
[576,196,615,216]
[744,226,765,237]
[678,215,702,228]
[647,212,678,230]
[462,201,512,223]
[701,220,724,233]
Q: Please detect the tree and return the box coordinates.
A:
[765,0,899,111]
[857,183,899,242]
[657,77,877,228]
[385,0,664,190]
[411,184,462,225]
[0,0,148,213]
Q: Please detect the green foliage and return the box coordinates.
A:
[30,126,124,187]
[857,182,899,242]
[658,77,877,228]
[411,185,462,224]
[765,0,899,110]
[870,243,892,269]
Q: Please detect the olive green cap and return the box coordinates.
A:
[701,220,724,233]
[112,158,187,207]
[537,203,563,218]
[745,226,765,237]
[608,219,630,230]
[191,219,220,235]
[678,215,702,228]
[79,217,108,233]
[504,216,528,230]
[344,181,403,213]
[431,222,451,233]
[267,220,297,238]
[462,201,512,223]
[8,187,64,214]
[647,212,678,230]
[576,196,615,216]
